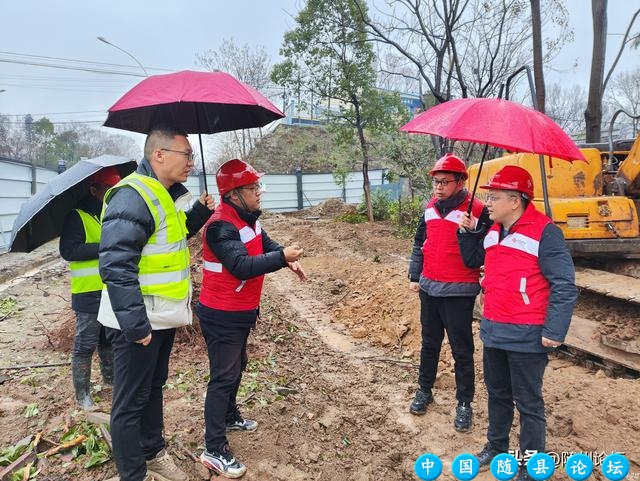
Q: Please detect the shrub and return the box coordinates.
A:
[358,188,394,221]
[337,212,369,224]
[389,197,425,238]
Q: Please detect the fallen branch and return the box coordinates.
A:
[33,314,55,349]
[32,432,42,451]
[357,355,419,368]
[238,392,256,406]
[43,435,87,457]
[21,461,32,481]
[0,361,70,371]
[175,440,198,463]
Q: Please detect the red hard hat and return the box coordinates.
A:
[429,153,468,180]
[480,165,534,198]
[216,159,263,196]
[89,166,121,187]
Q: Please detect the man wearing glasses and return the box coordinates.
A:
[458,165,577,481]
[98,125,215,481]
[408,153,490,433]
[197,158,306,479]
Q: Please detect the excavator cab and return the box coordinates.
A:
[467,111,640,257]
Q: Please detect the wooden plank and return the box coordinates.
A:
[0,451,36,481]
[565,316,640,372]
[85,411,110,426]
[575,267,640,304]
[99,425,112,451]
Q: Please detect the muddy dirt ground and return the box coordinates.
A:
[0,201,638,481]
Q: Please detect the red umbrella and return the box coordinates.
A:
[105,70,284,134]
[104,70,285,190]
[401,97,585,162]
[401,97,586,219]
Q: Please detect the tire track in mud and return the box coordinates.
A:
[261,269,490,481]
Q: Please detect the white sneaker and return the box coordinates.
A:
[200,444,247,479]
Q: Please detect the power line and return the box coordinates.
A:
[0,50,174,72]
[8,110,106,116]
[1,119,105,125]
[0,58,148,77]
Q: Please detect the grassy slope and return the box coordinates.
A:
[246,124,387,174]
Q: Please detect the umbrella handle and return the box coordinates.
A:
[197,132,208,193]
[194,106,209,193]
[467,143,489,215]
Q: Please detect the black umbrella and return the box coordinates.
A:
[10,155,137,252]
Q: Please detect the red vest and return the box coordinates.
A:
[482,203,552,325]
[422,193,484,283]
[199,203,264,311]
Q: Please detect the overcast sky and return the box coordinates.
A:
[1,0,638,143]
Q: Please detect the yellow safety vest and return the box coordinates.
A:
[69,209,104,294]
[104,173,190,300]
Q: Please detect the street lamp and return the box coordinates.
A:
[97,36,148,77]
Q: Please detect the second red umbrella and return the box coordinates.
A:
[400,97,585,162]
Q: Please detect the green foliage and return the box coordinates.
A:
[378,132,435,198]
[337,212,368,224]
[0,436,32,466]
[271,0,409,219]
[23,403,39,418]
[60,421,111,468]
[0,297,18,317]
[8,465,38,481]
[359,189,393,221]
[389,197,426,238]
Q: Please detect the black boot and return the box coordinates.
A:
[477,442,504,471]
[72,356,95,410]
[409,389,433,415]
[454,402,473,432]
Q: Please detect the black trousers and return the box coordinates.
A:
[200,321,250,452]
[483,346,548,453]
[106,327,176,481]
[418,291,476,403]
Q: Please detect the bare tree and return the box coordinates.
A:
[585,0,608,142]
[585,1,640,142]
[606,67,640,136]
[73,125,141,160]
[197,38,272,91]
[530,0,545,112]
[545,83,587,139]
[196,38,275,158]
[355,0,571,105]
[0,117,140,163]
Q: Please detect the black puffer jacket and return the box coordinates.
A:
[98,158,212,342]
[59,194,104,313]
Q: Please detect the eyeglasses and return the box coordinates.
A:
[238,182,264,193]
[487,194,518,203]
[432,178,458,187]
[160,148,195,161]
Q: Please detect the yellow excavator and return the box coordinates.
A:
[467,130,640,255]
[465,111,640,376]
